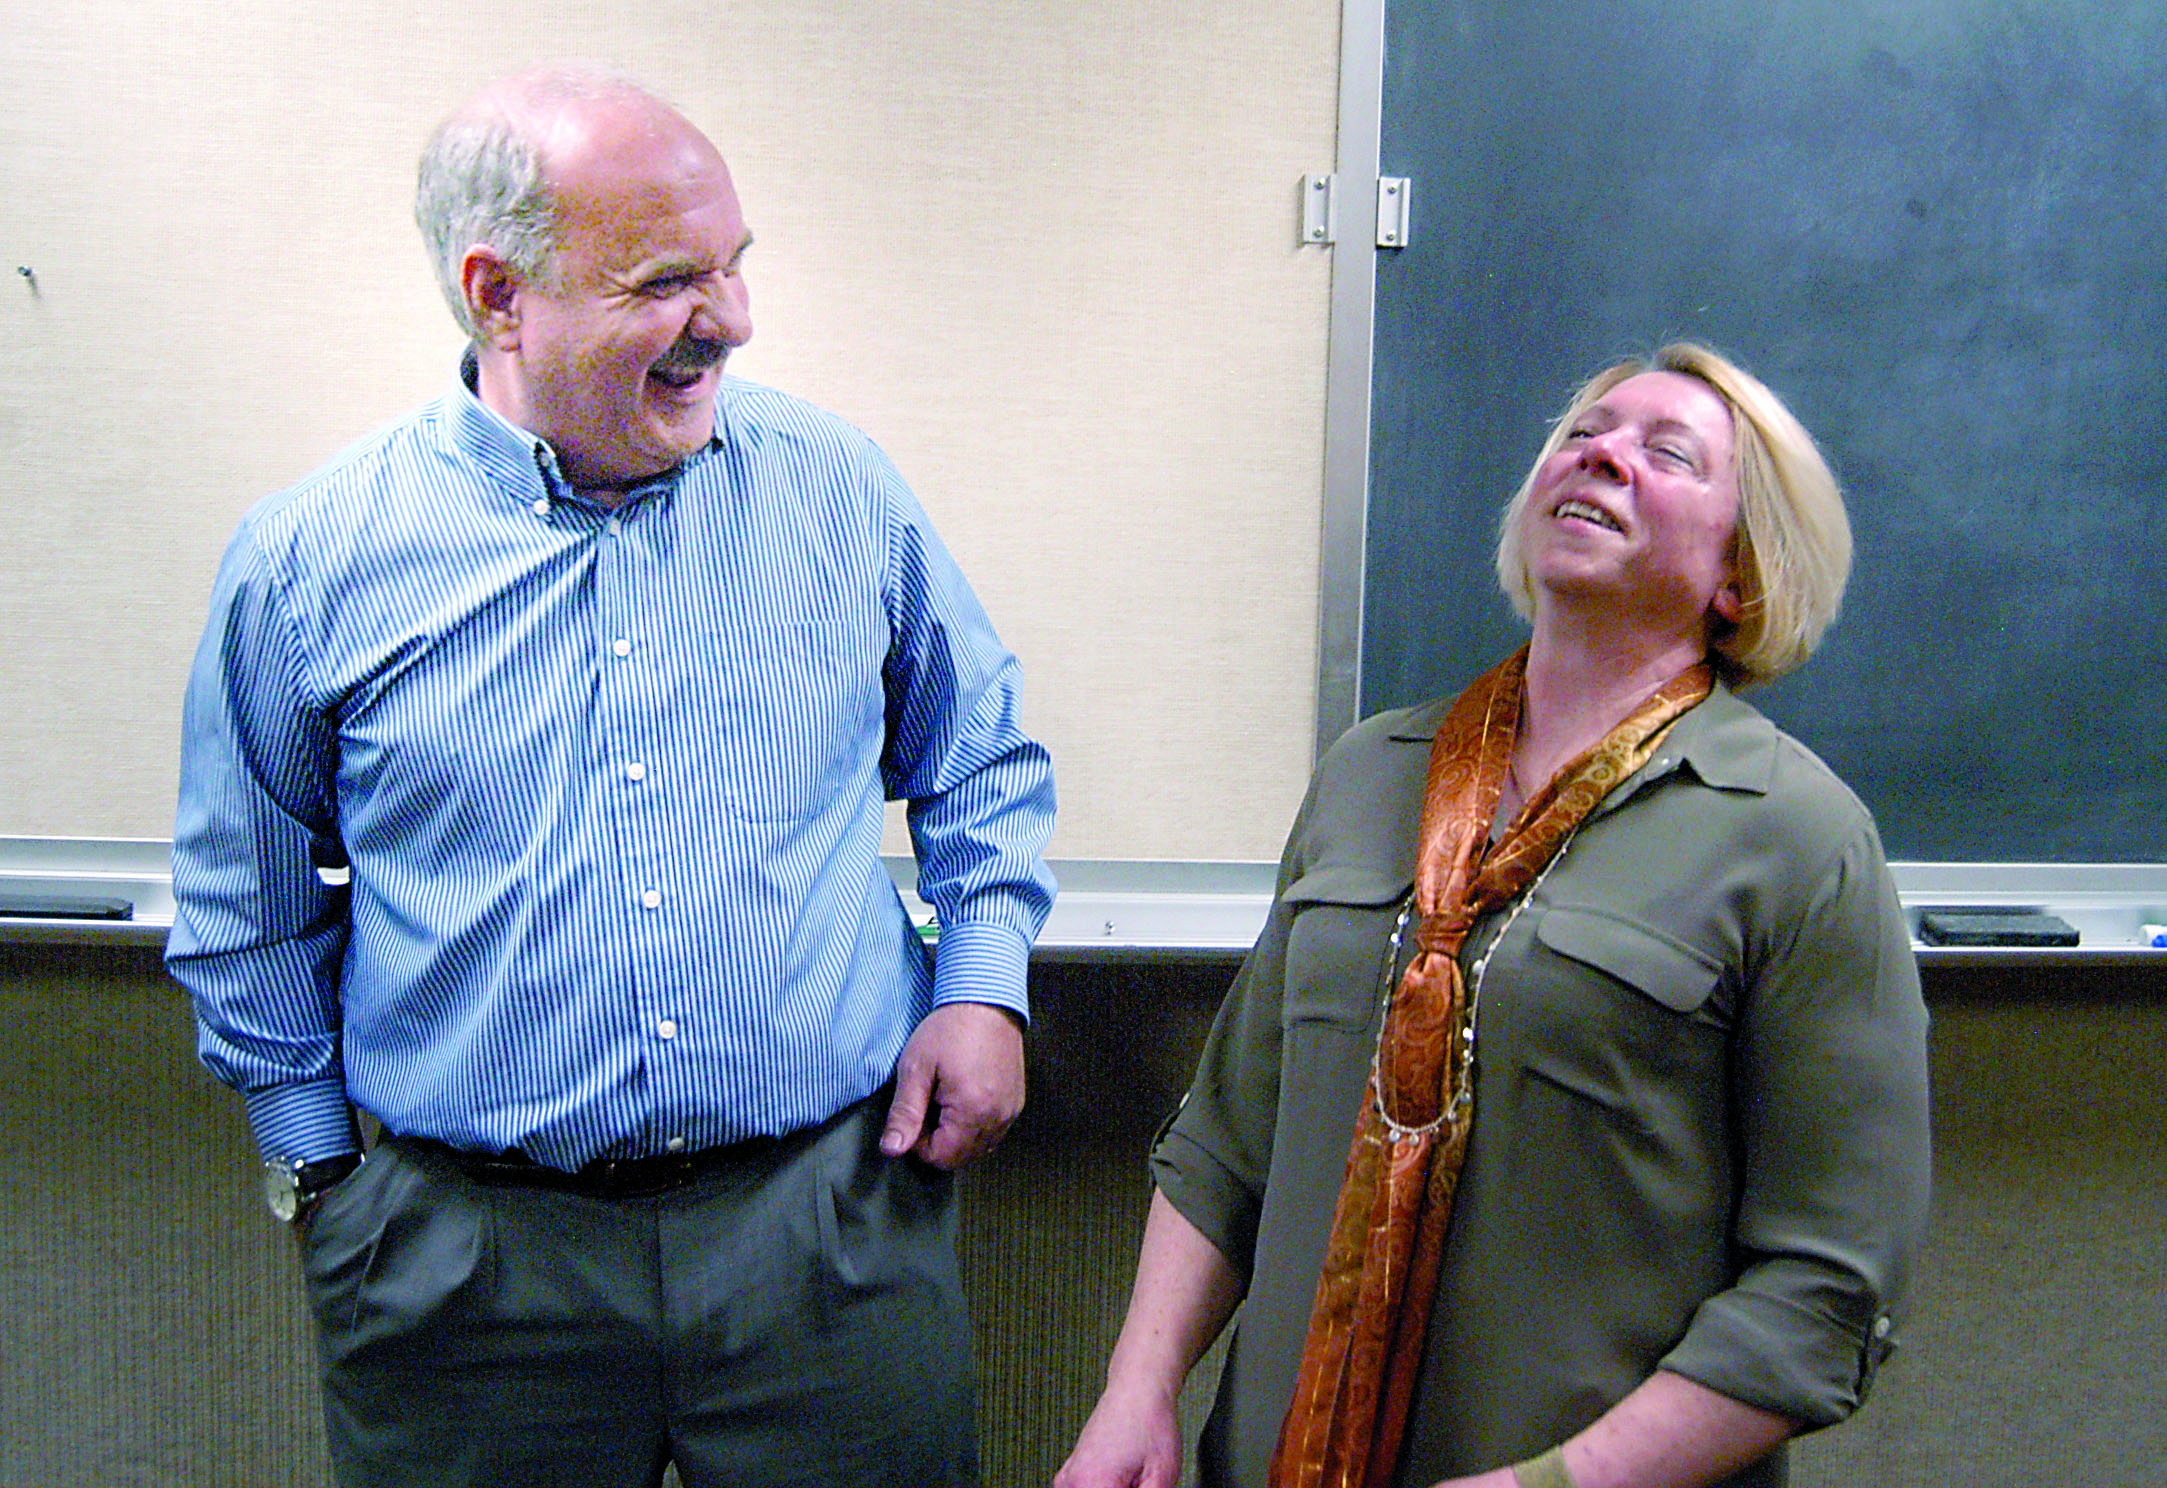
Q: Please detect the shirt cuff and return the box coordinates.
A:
[1150,1125,1262,1284]
[242,1078,362,1163]
[928,918,1033,1024]
[1661,1286,1892,1428]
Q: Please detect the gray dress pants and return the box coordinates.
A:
[298,1097,976,1488]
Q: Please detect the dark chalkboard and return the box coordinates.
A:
[1362,0,2167,861]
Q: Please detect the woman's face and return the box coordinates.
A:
[1518,370,1744,643]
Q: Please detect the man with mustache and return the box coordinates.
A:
[167,66,1055,1488]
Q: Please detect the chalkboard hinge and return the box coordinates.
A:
[1300,173,1338,246]
[1376,176,1411,248]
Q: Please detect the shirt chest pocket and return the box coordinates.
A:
[1278,866,1411,1032]
[1532,906,1722,1014]
[1515,905,1730,1108]
[699,621,885,824]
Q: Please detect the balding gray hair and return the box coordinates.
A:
[414,66,661,337]
[414,111,555,338]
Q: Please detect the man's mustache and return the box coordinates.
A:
[652,335,730,377]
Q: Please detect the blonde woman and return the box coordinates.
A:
[1057,345,1930,1488]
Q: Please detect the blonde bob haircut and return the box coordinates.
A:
[1494,342,1853,687]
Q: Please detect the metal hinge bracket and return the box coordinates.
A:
[1300,173,1338,246]
[1376,177,1412,249]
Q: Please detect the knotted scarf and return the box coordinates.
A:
[1268,647,1712,1488]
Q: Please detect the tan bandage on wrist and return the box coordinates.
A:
[1513,1445,1578,1488]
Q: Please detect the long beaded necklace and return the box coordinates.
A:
[1367,831,1575,1140]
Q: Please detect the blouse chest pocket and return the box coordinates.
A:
[1531,905,1723,1015]
[1510,903,1732,1109]
[1278,865,1411,1032]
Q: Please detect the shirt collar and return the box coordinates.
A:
[1383,674,1779,814]
[441,349,727,510]
[1645,683,1778,795]
[443,348,563,503]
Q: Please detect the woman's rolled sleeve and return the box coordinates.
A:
[1148,877,1307,1286]
[1660,820,1931,1425]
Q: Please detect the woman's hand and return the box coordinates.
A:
[1052,1192,1245,1488]
[1051,1382,1184,1488]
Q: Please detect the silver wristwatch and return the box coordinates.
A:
[262,1152,363,1224]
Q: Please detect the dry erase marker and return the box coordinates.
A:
[2144,923,2167,948]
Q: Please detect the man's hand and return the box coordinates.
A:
[880,1001,1026,1170]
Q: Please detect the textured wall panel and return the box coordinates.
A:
[0,0,1340,861]
[9,954,2160,1485]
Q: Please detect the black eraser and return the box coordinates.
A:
[1918,910,2078,947]
[0,892,136,921]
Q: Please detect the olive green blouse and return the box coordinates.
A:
[1153,685,1932,1488]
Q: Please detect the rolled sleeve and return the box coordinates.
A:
[1661,822,1931,1425]
[1152,1115,1269,1285]
[1148,828,1316,1283]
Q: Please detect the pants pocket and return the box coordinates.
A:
[304,1143,493,1368]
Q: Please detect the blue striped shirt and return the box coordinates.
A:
[168,364,1056,1169]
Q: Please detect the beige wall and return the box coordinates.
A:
[5,949,2165,1486]
[1,0,1340,861]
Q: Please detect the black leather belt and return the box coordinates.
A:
[393,1132,780,1200]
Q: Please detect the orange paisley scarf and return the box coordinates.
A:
[1268,647,1712,1488]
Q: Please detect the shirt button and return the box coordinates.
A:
[626,761,646,781]
[656,1018,677,1040]
[612,638,632,658]
[1873,1315,1892,1339]
[666,1135,687,1152]
[606,517,623,536]
[531,498,550,517]
[641,888,662,909]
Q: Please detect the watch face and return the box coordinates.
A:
[263,1160,302,1223]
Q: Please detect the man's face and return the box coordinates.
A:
[491,101,753,491]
